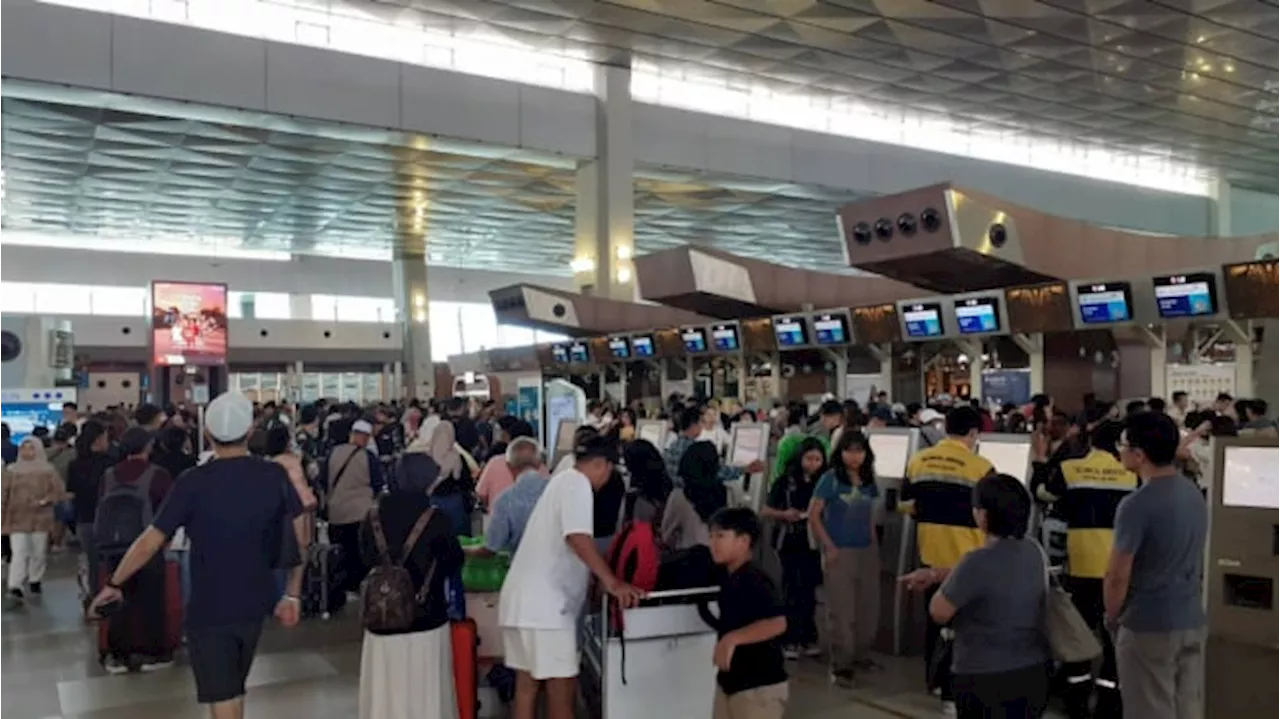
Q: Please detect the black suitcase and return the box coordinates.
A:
[301,540,346,619]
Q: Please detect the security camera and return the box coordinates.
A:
[920,207,942,232]
[896,213,917,236]
[988,223,1008,248]
[874,218,894,240]
[851,222,873,246]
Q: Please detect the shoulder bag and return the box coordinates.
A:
[1036,542,1103,663]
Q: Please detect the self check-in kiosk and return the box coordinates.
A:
[976,433,1033,486]
[1204,437,1278,719]
[867,427,925,655]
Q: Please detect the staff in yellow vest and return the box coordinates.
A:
[1039,420,1136,719]
[895,406,995,710]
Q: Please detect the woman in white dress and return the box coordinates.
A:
[358,455,465,719]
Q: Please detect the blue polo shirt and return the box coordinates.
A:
[813,471,879,549]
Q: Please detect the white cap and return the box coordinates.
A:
[205,392,254,443]
[919,408,945,425]
[352,419,373,435]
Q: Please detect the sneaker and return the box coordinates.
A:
[941,700,957,718]
[141,658,175,672]
[783,646,800,661]
[103,658,130,675]
[9,588,23,601]
[829,669,856,689]
[28,582,41,596]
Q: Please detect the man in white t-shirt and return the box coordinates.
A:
[499,434,644,719]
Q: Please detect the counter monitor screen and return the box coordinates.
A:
[711,323,740,352]
[868,433,911,479]
[1153,272,1218,319]
[903,302,943,338]
[631,334,656,358]
[978,441,1032,485]
[681,327,708,353]
[568,342,590,364]
[1077,281,1133,324]
[1222,446,1279,510]
[773,316,809,347]
[813,312,850,345]
[607,336,631,360]
[955,296,1002,335]
[550,344,570,364]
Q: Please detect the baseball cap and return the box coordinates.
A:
[919,408,945,425]
[352,419,374,435]
[574,434,619,464]
[120,427,154,455]
[205,392,254,443]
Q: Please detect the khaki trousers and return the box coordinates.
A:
[1115,626,1205,719]
[824,546,880,670]
[713,682,788,719]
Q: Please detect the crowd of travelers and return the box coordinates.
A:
[0,385,1266,719]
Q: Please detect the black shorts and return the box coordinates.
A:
[187,621,264,704]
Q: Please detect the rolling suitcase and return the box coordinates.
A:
[301,541,345,619]
[452,618,479,719]
[96,556,182,668]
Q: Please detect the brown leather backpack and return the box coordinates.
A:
[360,507,436,632]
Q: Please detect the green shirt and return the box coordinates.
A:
[771,430,830,486]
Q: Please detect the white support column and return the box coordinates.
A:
[1012,333,1045,395]
[293,361,304,403]
[573,65,635,301]
[866,343,894,403]
[955,340,985,401]
[1222,321,1255,401]
[392,252,433,400]
[1139,327,1168,401]
[288,293,311,321]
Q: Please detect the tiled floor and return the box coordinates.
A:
[2,555,959,719]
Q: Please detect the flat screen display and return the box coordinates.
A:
[607,336,631,360]
[1077,281,1133,324]
[1153,272,1217,319]
[151,282,228,366]
[955,296,1002,335]
[868,433,911,479]
[681,327,708,353]
[1222,446,1279,510]
[978,441,1032,484]
[812,312,850,345]
[0,389,75,445]
[630,334,656,358]
[568,342,590,364]
[903,302,943,339]
[550,344,570,364]
[710,323,740,352]
[773,316,809,347]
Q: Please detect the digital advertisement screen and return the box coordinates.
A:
[1077,282,1133,325]
[954,296,1002,335]
[607,336,630,360]
[630,334,656,358]
[773,316,809,347]
[568,342,590,364]
[151,282,228,366]
[812,312,850,345]
[681,327,708,353]
[903,303,943,338]
[551,344,570,364]
[1222,446,1279,510]
[1153,272,1217,319]
[710,323,740,352]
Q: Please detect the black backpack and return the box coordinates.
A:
[94,465,158,552]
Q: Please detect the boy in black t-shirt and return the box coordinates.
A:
[699,507,789,719]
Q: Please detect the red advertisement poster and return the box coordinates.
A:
[151,282,228,366]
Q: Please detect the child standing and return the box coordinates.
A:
[763,437,825,659]
[808,429,882,687]
[699,507,789,719]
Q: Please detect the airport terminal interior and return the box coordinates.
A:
[1,0,1279,717]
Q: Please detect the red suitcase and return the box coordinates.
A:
[96,558,183,666]
[451,619,479,719]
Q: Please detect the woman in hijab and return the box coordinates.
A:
[401,422,471,537]
[660,440,728,551]
[358,442,464,719]
[3,437,67,599]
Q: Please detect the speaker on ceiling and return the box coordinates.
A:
[896,212,917,236]
[988,223,1008,248]
[920,207,942,232]
[851,221,873,246]
[0,331,21,363]
[874,218,894,240]
[552,303,567,318]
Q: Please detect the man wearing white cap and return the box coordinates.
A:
[322,417,385,597]
[90,391,308,719]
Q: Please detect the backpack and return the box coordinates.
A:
[94,465,158,553]
[360,507,437,633]
[602,519,660,686]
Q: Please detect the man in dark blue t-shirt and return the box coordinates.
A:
[90,392,307,719]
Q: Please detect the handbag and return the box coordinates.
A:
[1037,544,1102,663]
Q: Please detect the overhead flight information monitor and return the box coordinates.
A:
[681,326,709,353]
[903,302,943,339]
[1077,281,1133,324]
[955,296,1001,335]
[630,334,656,358]
[1153,272,1218,319]
[568,342,591,364]
[710,323,741,352]
[607,336,631,360]
[812,311,851,346]
[551,344,570,364]
[773,315,809,348]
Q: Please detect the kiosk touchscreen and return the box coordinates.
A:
[1153,271,1219,320]
[606,336,631,361]
[773,315,810,348]
[709,322,741,352]
[866,427,924,656]
[630,333,657,359]
[977,434,1033,485]
[1075,281,1134,325]
[812,310,852,346]
[902,302,944,339]
[680,326,709,354]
